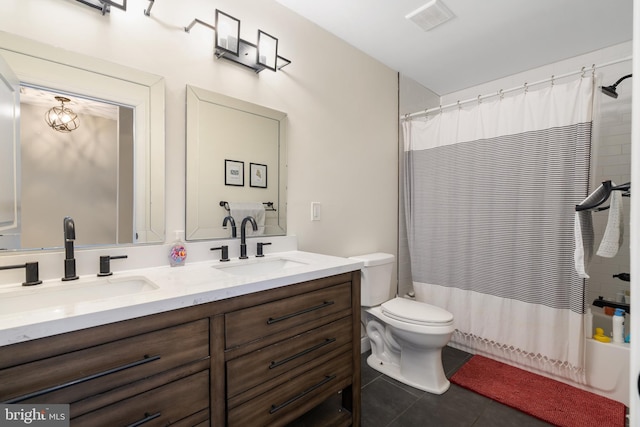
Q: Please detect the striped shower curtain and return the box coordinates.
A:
[403,77,593,381]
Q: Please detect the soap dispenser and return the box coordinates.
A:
[612,308,625,343]
[169,231,187,267]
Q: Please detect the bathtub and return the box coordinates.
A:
[582,309,630,407]
[446,308,630,407]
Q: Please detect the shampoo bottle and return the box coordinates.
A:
[584,307,593,339]
[612,308,625,343]
[169,231,187,267]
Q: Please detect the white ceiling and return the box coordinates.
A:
[274,0,634,95]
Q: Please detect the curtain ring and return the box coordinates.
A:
[551,75,555,86]
[439,105,443,114]
[499,89,504,100]
[591,63,596,77]
[524,82,528,93]
[581,66,586,78]
[457,100,461,110]
[477,95,482,104]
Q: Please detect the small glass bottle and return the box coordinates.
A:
[169,231,187,267]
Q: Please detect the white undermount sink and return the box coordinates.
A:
[213,257,308,276]
[0,276,159,316]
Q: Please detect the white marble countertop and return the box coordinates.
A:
[0,251,364,347]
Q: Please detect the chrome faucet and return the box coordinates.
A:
[62,216,78,281]
[222,215,237,238]
[239,216,258,259]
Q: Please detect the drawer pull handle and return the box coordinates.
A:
[127,412,161,427]
[269,338,337,370]
[269,375,336,414]
[5,354,161,403]
[267,301,335,324]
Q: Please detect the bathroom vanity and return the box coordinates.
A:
[0,252,362,426]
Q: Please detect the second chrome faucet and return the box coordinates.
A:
[239,216,258,259]
[62,216,78,281]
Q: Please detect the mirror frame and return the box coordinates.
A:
[185,85,287,241]
[0,53,20,236]
[0,32,165,249]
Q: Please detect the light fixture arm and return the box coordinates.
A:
[144,0,155,16]
[184,19,216,33]
[73,0,127,15]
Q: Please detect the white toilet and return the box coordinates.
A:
[351,253,454,394]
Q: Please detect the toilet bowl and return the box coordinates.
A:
[350,253,454,394]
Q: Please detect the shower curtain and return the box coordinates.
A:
[403,77,593,381]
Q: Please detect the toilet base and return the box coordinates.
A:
[367,353,450,394]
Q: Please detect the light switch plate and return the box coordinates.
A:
[311,202,321,221]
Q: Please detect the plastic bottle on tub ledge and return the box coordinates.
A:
[612,308,625,343]
[584,307,593,339]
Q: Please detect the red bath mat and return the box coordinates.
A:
[450,355,626,427]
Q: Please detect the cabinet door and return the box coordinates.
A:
[2,319,209,406]
[228,352,352,427]
[227,317,352,398]
[72,370,209,427]
[225,282,352,348]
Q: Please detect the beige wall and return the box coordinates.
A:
[0,0,399,260]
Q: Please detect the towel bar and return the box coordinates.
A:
[575,181,630,212]
[219,201,276,211]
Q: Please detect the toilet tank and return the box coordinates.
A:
[349,253,395,307]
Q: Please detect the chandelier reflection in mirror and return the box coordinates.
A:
[45,96,80,133]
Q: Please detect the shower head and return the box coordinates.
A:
[601,84,619,99]
[600,74,632,99]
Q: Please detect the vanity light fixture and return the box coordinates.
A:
[74,0,127,15]
[183,9,291,73]
[45,97,80,133]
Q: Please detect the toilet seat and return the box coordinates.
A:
[381,298,453,327]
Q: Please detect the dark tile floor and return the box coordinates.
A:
[361,346,553,427]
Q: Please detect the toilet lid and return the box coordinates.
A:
[381,298,453,326]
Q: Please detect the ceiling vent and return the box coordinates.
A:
[406,0,455,32]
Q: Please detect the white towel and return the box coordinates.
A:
[574,184,608,278]
[596,183,624,258]
[228,202,265,236]
[574,210,594,279]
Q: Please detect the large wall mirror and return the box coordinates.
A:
[186,85,287,240]
[0,32,165,251]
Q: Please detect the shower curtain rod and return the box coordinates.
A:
[403,56,633,120]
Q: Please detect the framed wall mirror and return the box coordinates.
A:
[185,85,287,241]
[0,32,165,251]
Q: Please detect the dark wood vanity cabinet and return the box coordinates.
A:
[222,274,360,427]
[0,309,212,426]
[0,270,361,426]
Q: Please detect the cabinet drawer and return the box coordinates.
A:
[228,352,352,427]
[225,282,351,348]
[227,316,352,398]
[72,369,209,427]
[1,319,209,405]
